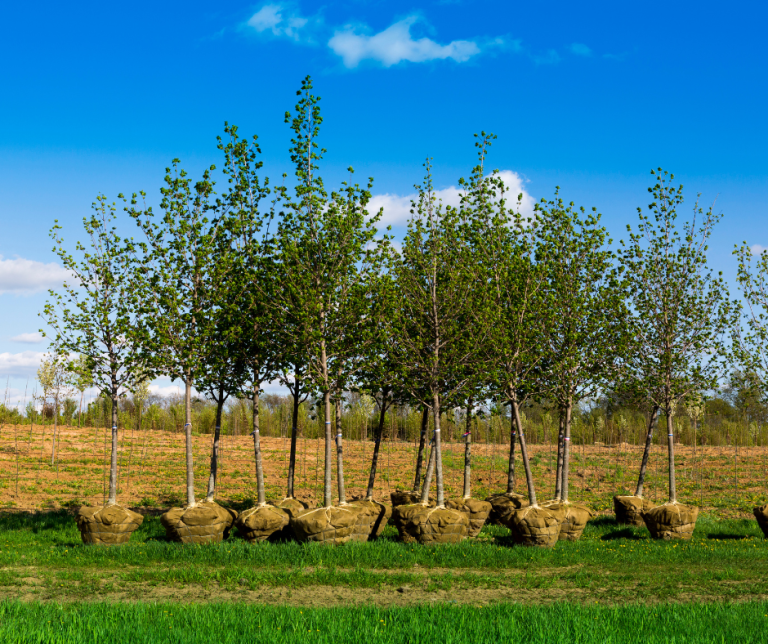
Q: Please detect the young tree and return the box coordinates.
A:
[619,169,737,539]
[43,197,147,543]
[387,159,485,543]
[130,158,237,542]
[535,190,628,539]
[272,77,390,543]
[36,350,75,467]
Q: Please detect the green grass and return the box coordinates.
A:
[1,511,768,604]
[2,600,768,643]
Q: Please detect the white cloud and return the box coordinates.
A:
[570,43,592,56]
[328,16,480,68]
[247,3,312,42]
[0,255,70,295]
[751,244,768,255]
[0,351,46,378]
[368,170,534,226]
[11,332,44,344]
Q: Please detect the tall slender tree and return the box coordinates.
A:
[534,190,628,539]
[388,159,485,543]
[130,159,237,542]
[271,77,389,543]
[618,169,737,539]
[43,196,148,543]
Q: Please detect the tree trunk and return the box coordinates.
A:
[50,397,59,466]
[321,340,333,508]
[506,406,517,494]
[335,396,346,504]
[561,398,573,503]
[463,401,472,499]
[420,432,436,504]
[286,370,301,499]
[511,396,538,506]
[107,389,119,505]
[205,384,225,502]
[554,410,565,500]
[252,383,266,506]
[366,389,389,499]
[433,392,446,507]
[634,406,659,497]
[411,406,429,493]
[184,373,196,507]
[667,406,677,503]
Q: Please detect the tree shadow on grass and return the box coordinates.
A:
[705,533,752,540]
[600,528,645,541]
[0,509,73,533]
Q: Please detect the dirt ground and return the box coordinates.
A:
[0,424,766,516]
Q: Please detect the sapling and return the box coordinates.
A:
[617,169,737,538]
[43,196,150,543]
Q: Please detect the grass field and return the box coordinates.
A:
[3,600,768,643]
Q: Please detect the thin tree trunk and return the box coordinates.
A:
[506,406,517,493]
[433,392,446,507]
[79,391,83,429]
[107,389,119,505]
[463,401,472,499]
[420,432,436,504]
[634,406,659,497]
[411,406,429,493]
[286,371,301,499]
[667,406,677,503]
[321,339,333,508]
[561,398,573,503]
[184,373,196,507]
[335,396,346,504]
[205,384,225,502]
[50,398,59,466]
[554,410,565,500]
[511,397,538,506]
[366,389,389,499]
[252,383,266,506]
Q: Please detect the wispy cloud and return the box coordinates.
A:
[11,332,43,344]
[328,16,480,68]
[569,43,592,57]
[0,351,46,378]
[0,256,70,295]
[751,244,767,255]
[246,3,317,43]
[367,170,534,226]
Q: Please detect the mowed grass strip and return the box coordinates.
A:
[2,511,768,604]
[2,600,768,643]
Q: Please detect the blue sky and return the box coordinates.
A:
[1,1,766,405]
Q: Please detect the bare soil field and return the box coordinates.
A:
[0,424,766,517]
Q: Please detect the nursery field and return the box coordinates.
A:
[3,425,768,642]
[0,424,766,517]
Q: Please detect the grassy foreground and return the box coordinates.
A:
[1,510,768,605]
[2,600,768,643]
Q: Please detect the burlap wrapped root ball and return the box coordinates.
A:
[541,502,592,541]
[235,505,291,543]
[754,504,768,538]
[445,498,492,538]
[347,499,393,541]
[613,495,656,527]
[390,490,435,508]
[276,497,310,518]
[641,502,699,540]
[484,493,529,526]
[76,504,144,545]
[392,504,469,544]
[160,502,237,544]
[503,505,562,548]
[290,505,366,545]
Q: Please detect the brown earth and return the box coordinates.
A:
[0,425,766,518]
